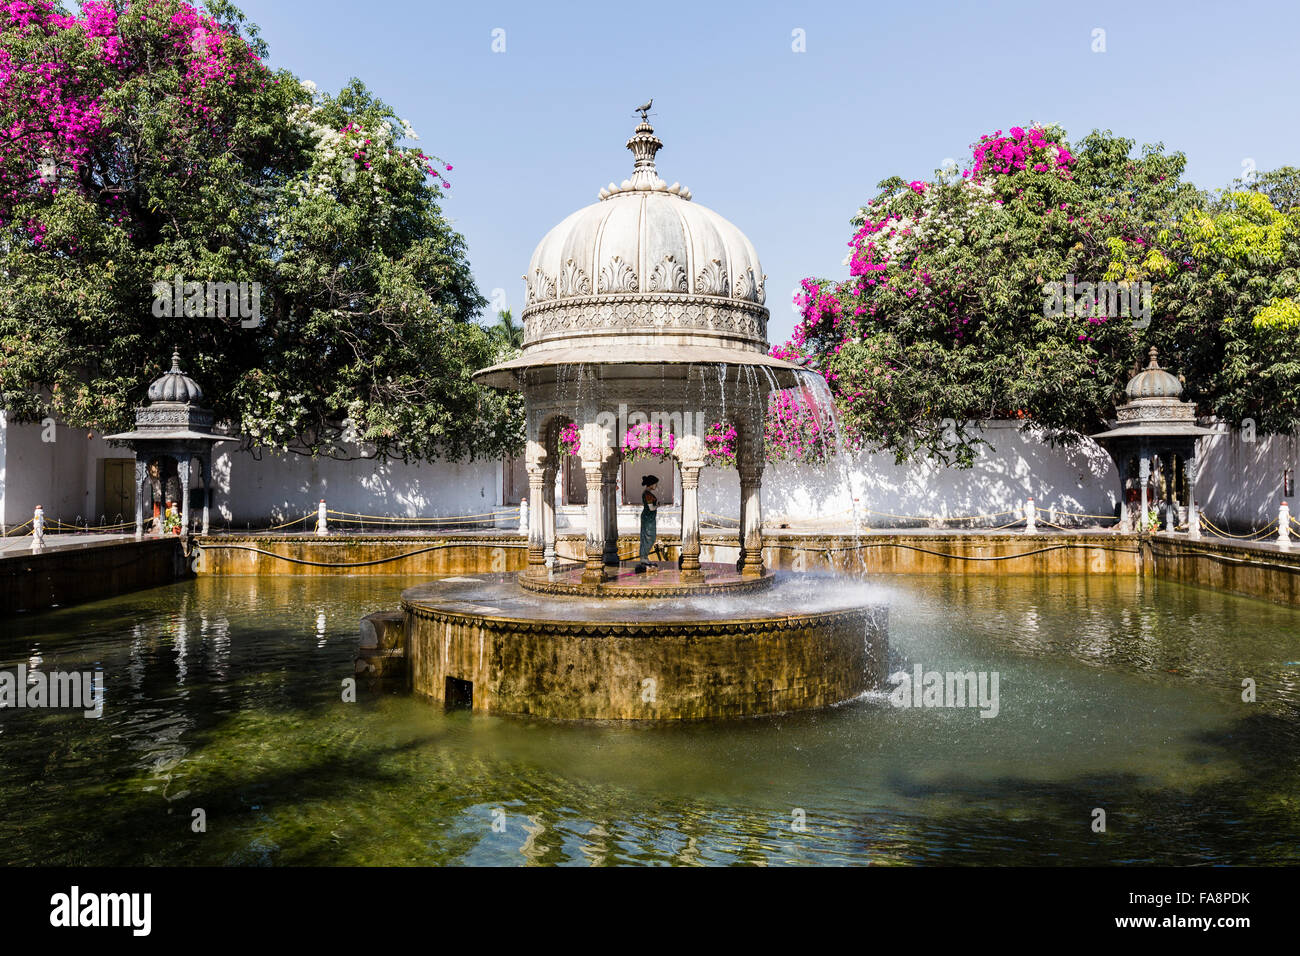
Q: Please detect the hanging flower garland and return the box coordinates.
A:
[558,422,581,456]
[704,421,737,468]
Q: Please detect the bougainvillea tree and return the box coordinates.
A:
[0,0,520,461]
[784,125,1210,465]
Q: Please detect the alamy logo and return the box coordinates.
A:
[888,665,1000,718]
[151,274,261,327]
[50,887,151,936]
[0,666,103,718]
[1042,275,1151,328]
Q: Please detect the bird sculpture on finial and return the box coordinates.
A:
[634,98,653,122]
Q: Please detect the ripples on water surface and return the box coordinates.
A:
[1,573,1297,865]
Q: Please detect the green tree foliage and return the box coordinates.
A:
[0,0,521,461]
[489,307,523,353]
[1119,189,1300,433]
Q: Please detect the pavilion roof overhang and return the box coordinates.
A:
[1090,422,1218,442]
[103,429,239,444]
[474,343,808,391]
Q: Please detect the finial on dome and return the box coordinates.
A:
[598,113,690,200]
[1147,346,1160,369]
[626,118,663,189]
[171,348,183,373]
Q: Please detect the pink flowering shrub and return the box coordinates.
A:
[621,421,675,463]
[972,126,1074,178]
[764,389,834,465]
[558,421,580,455]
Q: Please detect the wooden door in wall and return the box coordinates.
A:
[100,458,135,522]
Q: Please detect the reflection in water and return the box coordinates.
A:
[0,573,1298,865]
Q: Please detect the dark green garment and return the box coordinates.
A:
[638,491,657,560]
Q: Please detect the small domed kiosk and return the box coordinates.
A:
[106,351,236,538]
[1092,347,1217,535]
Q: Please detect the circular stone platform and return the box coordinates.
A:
[402,572,887,721]
[517,560,776,598]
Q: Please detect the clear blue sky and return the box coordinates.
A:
[233,0,1300,345]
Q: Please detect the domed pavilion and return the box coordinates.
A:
[475,115,806,585]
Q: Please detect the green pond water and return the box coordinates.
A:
[1,573,1298,866]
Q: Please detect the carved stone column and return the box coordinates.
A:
[675,435,706,581]
[134,457,147,540]
[542,461,558,569]
[738,464,765,576]
[178,454,192,537]
[582,461,608,584]
[601,459,620,566]
[525,440,549,572]
[1186,454,1200,539]
[580,422,614,585]
[1138,448,1150,535]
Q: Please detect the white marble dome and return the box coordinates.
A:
[519,120,769,351]
[475,116,804,391]
[525,173,766,308]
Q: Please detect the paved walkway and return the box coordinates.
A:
[0,532,137,557]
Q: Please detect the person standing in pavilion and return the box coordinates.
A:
[635,475,660,572]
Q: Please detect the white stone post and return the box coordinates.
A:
[1023,497,1036,534]
[1280,501,1292,551]
[518,496,529,534]
[31,505,45,552]
[315,499,328,536]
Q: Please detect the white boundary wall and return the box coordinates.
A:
[0,415,1293,531]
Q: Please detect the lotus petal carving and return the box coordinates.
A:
[598,255,639,294]
[696,258,729,297]
[558,258,591,297]
[649,255,688,293]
